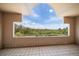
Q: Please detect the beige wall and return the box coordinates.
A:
[64,17,76,43]
[2,12,75,48]
[75,17,79,44]
[0,12,2,49]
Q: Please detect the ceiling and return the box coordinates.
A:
[0,3,79,17]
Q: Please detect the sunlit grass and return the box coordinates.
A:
[15,25,68,36]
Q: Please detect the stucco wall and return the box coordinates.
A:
[75,17,79,44]
[2,12,75,48]
[0,12,2,49]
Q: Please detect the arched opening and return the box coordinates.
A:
[13,3,70,37]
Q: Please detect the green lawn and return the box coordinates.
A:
[15,25,68,36]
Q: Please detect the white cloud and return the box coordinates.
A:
[15,21,69,30]
[17,16,69,29]
[31,10,40,17]
[32,13,39,17]
[45,17,64,24]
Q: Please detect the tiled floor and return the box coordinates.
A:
[0,44,79,56]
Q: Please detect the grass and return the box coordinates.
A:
[15,25,68,37]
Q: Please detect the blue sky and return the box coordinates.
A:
[21,3,69,29]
